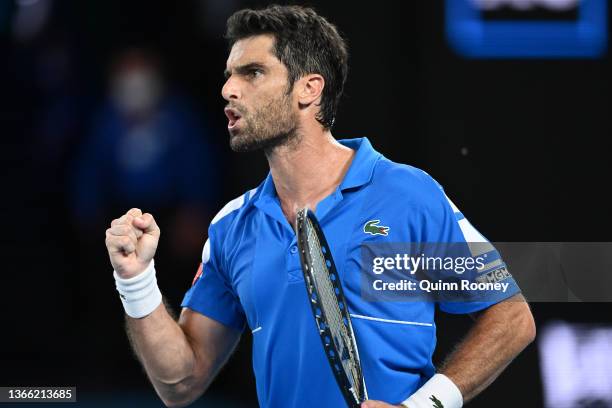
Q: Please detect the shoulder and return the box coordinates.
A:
[203,184,261,267]
[206,180,265,250]
[371,157,451,211]
[210,185,260,231]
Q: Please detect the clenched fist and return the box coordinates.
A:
[105,208,161,279]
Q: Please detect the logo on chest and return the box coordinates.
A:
[363,219,390,236]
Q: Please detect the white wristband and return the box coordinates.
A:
[401,374,463,408]
[113,259,162,318]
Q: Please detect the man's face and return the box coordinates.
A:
[222,35,299,152]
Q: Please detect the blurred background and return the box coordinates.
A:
[0,0,610,407]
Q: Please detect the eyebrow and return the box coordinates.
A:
[224,62,266,79]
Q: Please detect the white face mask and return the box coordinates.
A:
[112,68,162,117]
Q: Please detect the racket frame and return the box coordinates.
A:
[296,208,368,407]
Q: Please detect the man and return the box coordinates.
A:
[105,5,535,408]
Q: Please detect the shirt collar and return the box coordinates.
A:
[337,137,381,190]
[257,137,381,202]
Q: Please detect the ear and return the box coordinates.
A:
[296,74,325,107]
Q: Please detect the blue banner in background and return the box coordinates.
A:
[445,0,608,58]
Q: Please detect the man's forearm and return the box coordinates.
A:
[439,294,536,403]
[125,299,197,403]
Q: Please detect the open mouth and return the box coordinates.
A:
[224,107,242,130]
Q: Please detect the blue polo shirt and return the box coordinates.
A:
[181,138,520,407]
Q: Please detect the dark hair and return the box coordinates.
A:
[225,5,348,129]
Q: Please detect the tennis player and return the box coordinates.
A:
[105,5,536,408]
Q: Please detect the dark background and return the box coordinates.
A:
[0,1,610,407]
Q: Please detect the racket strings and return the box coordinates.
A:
[305,220,362,398]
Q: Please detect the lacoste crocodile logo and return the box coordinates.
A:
[363,220,390,236]
[430,394,444,408]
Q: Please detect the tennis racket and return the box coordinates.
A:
[296,207,368,407]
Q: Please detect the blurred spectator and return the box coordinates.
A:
[71,49,219,257]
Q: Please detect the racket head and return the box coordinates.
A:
[296,207,367,407]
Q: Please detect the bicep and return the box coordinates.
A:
[467,293,530,321]
[178,307,242,391]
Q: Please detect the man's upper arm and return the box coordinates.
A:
[427,186,522,314]
[465,293,537,351]
[467,293,527,321]
[176,308,242,397]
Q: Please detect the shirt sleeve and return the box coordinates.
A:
[181,227,246,331]
[423,183,522,314]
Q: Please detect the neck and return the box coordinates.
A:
[266,129,354,223]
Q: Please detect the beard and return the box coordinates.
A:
[228,90,300,153]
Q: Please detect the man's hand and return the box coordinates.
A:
[362,401,403,408]
[105,208,161,279]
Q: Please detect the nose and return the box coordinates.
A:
[222,76,240,101]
